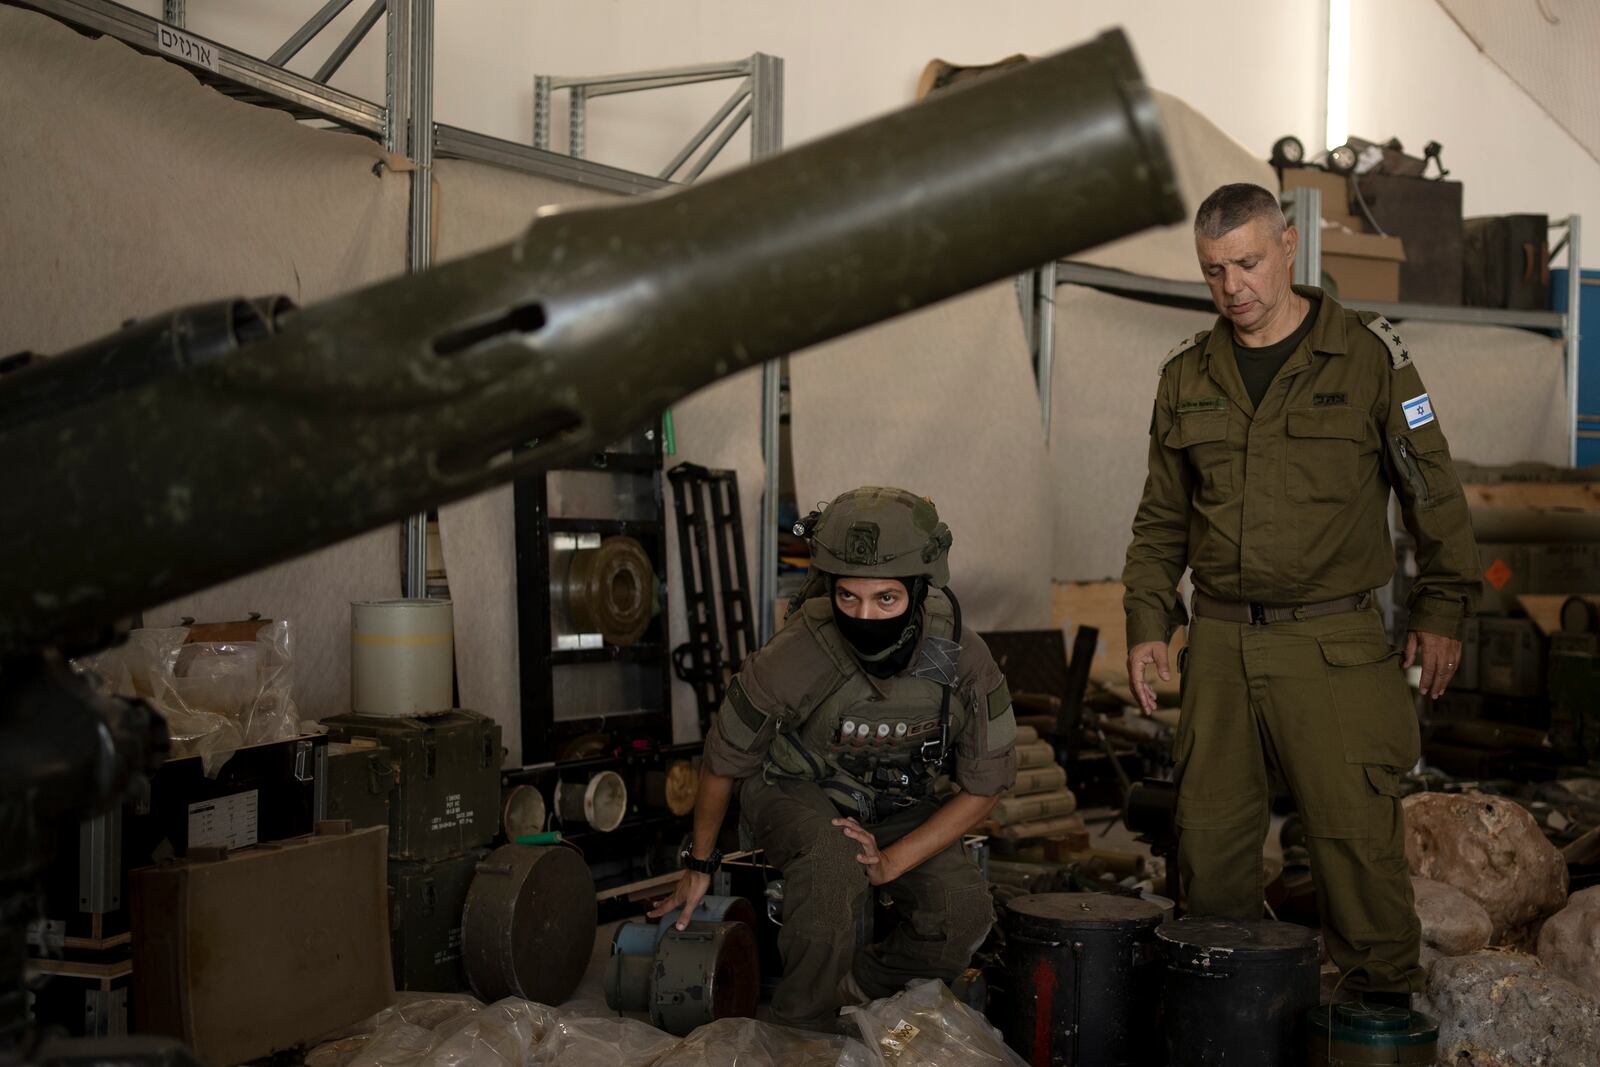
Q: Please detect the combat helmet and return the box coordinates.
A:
[802,486,953,587]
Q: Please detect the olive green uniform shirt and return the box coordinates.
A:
[702,592,1018,799]
[1123,286,1480,646]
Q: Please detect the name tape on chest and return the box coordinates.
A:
[1403,392,1435,429]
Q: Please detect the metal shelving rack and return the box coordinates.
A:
[532,54,787,646]
[1049,185,1585,463]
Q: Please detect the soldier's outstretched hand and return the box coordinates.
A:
[647,869,712,930]
[833,816,899,886]
[1127,640,1170,716]
[1405,630,1462,700]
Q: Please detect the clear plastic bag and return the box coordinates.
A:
[842,980,1025,1067]
[653,1017,873,1067]
[310,993,875,1067]
[528,1013,681,1066]
[73,618,300,775]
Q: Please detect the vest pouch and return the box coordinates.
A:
[766,732,827,782]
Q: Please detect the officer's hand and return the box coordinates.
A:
[1405,630,1462,700]
[646,869,712,930]
[832,817,899,886]
[1127,641,1170,717]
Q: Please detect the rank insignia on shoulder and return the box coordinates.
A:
[1160,331,1208,373]
[1361,313,1411,369]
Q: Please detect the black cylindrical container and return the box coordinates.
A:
[1001,892,1165,1066]
[1158,919,1321,1066]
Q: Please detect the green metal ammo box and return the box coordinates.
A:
[321,710,503,861]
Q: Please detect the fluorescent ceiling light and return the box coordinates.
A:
[1326,0,1350,151]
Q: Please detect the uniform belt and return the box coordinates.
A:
[1192,591,1366,625]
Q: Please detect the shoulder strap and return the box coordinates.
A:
[1161,330,1209,374]
[1359,311,1411,369]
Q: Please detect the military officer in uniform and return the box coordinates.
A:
[650,486,1017,1031]
[1123,183,1480,1003]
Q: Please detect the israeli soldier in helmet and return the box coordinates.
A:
[650,486,1019,1031]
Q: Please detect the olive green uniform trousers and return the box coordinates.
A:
[741,775,993,1031]
[1174,605,1423,992]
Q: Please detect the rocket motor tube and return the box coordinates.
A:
[0,28,1181,650]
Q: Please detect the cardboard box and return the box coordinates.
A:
[132,826,393,1066]
[1355,174,1464,306]
[1051,580,1184,700]
[1282,168,1361,231]
[1320,227,1405,303]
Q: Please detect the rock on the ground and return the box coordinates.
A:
[1403,792,1568,941]
[1538,886,1600,991]
[1417,950,1600,1067]
[1413,876,1494,956]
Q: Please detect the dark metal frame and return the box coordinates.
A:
[512,430,675,767]
[666,463,756,732]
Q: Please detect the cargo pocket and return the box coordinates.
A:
[1286,407,1365,503]
[1165,410,1233,498]
[1362,765,1409,868]
[1410,422,1459,508]
[1318,630,1420,768]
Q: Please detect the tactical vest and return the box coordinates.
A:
[764,594,970,823]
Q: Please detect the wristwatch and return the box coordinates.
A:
[680,846,722,875]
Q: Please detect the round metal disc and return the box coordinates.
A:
[707,920,760,1022]
[1156,917,1319,955]
[463,844,596,1004]
[501,784,547,840]
[1006,892,1163,929]
[565,536,655,645]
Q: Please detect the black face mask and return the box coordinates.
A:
[832,578,927,677]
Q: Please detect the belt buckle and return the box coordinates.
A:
[1249,602,1267,626]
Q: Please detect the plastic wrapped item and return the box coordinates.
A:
[309,992,881,1067]
[529,1013,680,1066]
[74,618,300,775]
[654,1017,873,1067]
[843,980,1026,1067]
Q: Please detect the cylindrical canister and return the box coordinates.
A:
[461,844,596,1005]
[1305,1002,1439,1066]
[608,895,758,958]
[604,951,654,1013]
[501,784,547,840]
[1015,725,1040,745]
[1015,740,1057,769]
[650,920,759,1036]
[654,894,758,941]
[1158,918,1322,1066]
[1000,892,1165,1066]
[350,599,454,715]
[1012,764,1069,796]
[556,770,628,832]
[643,759,699,816]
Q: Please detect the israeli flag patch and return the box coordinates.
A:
[1403,392,1435,429]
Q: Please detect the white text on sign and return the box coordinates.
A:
[157,24,220,73]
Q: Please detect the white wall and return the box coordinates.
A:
[1349,0,1599,269]
[130,0,1595,266]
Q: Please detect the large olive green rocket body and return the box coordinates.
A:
[0,29,1183,651]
